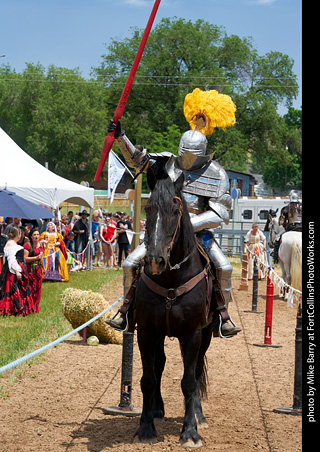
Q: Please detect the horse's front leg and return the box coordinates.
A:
[194,323,213,429]
[153,337,166,421]
[134,329,158,444]
[179,328,204,448]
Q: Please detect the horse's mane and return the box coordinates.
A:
[148,175,196,255]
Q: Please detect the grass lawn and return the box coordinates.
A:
[0,268,122,371]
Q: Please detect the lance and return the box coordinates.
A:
[94,0,162,181]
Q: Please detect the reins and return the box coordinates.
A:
[167,196,190,271]
[168,196,183,253]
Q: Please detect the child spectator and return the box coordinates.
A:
[66,231,76,271]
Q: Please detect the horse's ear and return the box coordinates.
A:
[146,157,169,190]
[268,213,273,222]
[147,167,157,191]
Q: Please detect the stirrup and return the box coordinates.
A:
[106,309,129,332]
[219,315,240,339]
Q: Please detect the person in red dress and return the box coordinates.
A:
[23,228,45,313]
[0,227,35,316]
[100,217,117,269]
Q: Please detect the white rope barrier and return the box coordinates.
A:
[245,244,302,307]
[0,296,123,375]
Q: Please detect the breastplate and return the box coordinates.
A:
[183,160,229,199]
[289,203,302,224]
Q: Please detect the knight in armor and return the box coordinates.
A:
[271,192,302,263]
[106,88,241,337]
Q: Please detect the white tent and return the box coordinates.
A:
[0,127,94,210]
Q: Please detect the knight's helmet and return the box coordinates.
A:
[178,129,208,156]
[290,192,299,203]
[178,88,236,157]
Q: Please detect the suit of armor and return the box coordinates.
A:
[272,193,302,263]
[280,200,302,232]
[115,129,233,309]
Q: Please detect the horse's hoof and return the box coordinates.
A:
[179,439,203,448]
[133,435,157,445]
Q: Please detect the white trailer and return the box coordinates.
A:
[216,194,302,257]
[230,196,293,229]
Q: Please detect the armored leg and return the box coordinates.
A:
[207,238,232,309]
[206,236,241,337]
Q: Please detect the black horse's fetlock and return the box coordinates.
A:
[179,429,203,448]
[133,426,157,445]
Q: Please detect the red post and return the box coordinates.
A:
[253,270,281,348]
[264,275,274,345]
[94,0,162,182]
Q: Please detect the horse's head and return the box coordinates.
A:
[144,159,192,275]
[267,216,283,247]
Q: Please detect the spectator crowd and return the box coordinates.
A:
[0,211,146,316]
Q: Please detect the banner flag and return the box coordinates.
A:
[108,150,126,204]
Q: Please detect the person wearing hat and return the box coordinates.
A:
[116,212,132,267]
[92,210,103,266]
[73,210,89,254]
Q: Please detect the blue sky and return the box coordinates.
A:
[1,0,301,114]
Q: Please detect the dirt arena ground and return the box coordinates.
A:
[0,276,302,451]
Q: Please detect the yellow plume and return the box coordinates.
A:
[183,88,236,136]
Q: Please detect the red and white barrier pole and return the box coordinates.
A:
[254,269,282,348]
[264,274,274,345]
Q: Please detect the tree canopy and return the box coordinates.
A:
[0,17,301,191]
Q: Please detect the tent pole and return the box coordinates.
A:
[88,208,93,270]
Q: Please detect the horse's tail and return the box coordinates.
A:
[290,238,302,292]
[199,356,209,400]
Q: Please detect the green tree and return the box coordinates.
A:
[0,64,107,180]
[93,17,299,188]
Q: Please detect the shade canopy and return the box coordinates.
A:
[0,189,53,219]
[0,128,94,210]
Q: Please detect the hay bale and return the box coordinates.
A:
[61,288,122,345]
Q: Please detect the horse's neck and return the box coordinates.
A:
[170,218,199,272]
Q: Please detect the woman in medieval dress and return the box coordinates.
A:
[39,222,69,282]
[24,228,45,313]
[0,227,35,316]
[244,222,268,280]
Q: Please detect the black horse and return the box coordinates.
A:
[134,159,215,447]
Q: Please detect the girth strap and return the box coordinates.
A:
[141,268,207,337]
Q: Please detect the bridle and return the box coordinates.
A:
[166,196,195,271]
[168,196,183,253]
[268,217,279,248]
